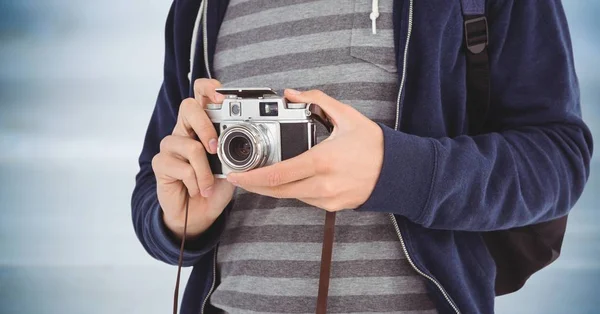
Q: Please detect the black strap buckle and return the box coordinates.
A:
[464,16,488,54]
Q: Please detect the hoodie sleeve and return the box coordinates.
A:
[358,0,593,231]
[131,1,228,266]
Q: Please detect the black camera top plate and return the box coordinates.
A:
[215,88,277,99]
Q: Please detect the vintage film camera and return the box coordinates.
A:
[205,88,331,177]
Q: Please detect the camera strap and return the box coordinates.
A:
[316,211,336,314]
[309,104,336,314]
[172,196,190,314]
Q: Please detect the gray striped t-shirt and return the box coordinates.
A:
[209,0,437,313]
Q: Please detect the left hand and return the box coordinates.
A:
[226,89,384,212]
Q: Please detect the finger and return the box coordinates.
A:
[284,89,349,125]
[297,197,322,209]
[194,78,224,106]
[298,197,345,212]
[239,177,319,199]
[152,153,201,197]
[173,98,219,154]
[227,151,317,187]
[160,135,215,196]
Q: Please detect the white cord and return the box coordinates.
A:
[370,0,379,34]
[188,0,205,83]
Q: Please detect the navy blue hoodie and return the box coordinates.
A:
[132,0,593,313]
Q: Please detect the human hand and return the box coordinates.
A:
[226,89,384,212]
[152,79,235,238]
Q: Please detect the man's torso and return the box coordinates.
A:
[209,1,437,312]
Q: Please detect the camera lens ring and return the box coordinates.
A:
[218,123,270,172]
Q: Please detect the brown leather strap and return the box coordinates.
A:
[316,211,336,314]
[173,196,335,314]
[173,195,190,314]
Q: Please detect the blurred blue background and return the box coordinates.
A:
[0,1,598,313]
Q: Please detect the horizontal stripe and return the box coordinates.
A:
[220,224,400,244]
[349,312,438,314]
[211,305,437,314]
[303,82,399,101]
[212,306,437,314]
[215,46,397,83]
[216,48,357,83]
[217,242,402,262]
[353,11,394,31]
[357,0,395,13]
[357,0,394,13]
[215,29,395,68]
[225,63,397,90]
[215,30,352,68]
[219,259,415,278]
[227,0,254,5]
[225,0,324,20]
[216,13,394,52]
[225,207,394,228]
[226,0,394,21]
[215,275,429,296]
[210,291,437,312]
[220,1,372,36]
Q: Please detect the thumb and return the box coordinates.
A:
[284,89,350,126]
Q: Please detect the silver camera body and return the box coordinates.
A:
[205,88,325,177]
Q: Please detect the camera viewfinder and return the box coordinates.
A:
[260,102,279,116]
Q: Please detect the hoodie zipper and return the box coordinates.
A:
[200,248,218,314]
[390,1,460,313]
[389,214,460,314]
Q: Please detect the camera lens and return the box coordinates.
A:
[218,123,272,172]
[228,134,253,164]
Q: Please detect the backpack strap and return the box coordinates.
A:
[460,0,490,134]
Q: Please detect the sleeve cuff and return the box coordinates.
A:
[356,123,438,224]
[148,200,228,266]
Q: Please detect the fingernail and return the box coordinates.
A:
[209,138,218,154]
[286,88,301,95]
[215,92,225,102]
[201,186,214,198]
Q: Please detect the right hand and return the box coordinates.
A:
[152,79,235,239]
